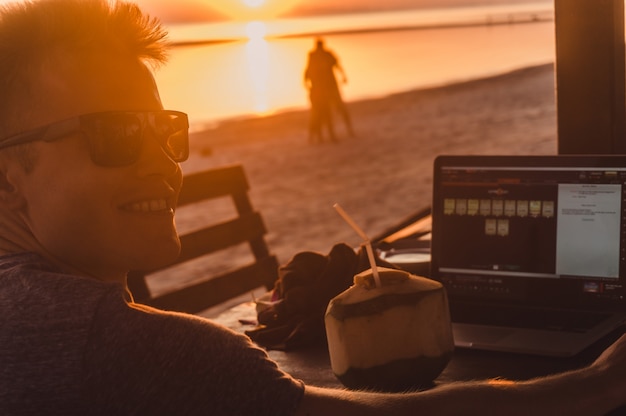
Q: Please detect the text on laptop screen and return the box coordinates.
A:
[432,157,626,310]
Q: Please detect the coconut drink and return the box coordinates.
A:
[324,267,454,392]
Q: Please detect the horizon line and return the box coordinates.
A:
[170,13,553,48]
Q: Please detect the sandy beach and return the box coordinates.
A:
[151,62,557,305]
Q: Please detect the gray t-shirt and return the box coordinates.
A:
[0,252,304,415]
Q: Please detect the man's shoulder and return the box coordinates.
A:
[0,252,120,290]
[0,252,126,320]
[0,252,52,270]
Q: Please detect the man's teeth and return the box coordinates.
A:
[125,199,170,213]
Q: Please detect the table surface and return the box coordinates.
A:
[214,302,626,415]
[213,301,624,389]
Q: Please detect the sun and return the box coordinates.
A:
[245,21,268,40]
[209,0,301,20]
[243,0,265,7]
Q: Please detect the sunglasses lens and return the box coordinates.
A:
[84,114,143,166]
[83,111,188,167]
[153,112,189,162]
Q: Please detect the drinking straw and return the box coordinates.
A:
[333,203,382,288]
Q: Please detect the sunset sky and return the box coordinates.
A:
[132,0,549,23]
[0,0,552,23]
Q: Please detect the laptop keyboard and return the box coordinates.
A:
[449,303,612,333]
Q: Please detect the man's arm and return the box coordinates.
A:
[334,62,347,84]
[295,334,626,415]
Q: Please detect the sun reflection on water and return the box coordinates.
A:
[245,34,271,114]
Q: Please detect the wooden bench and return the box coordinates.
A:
[127,164,279,314]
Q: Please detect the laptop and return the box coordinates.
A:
[430,155,626,357]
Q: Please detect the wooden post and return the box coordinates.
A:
[555,0,625,154]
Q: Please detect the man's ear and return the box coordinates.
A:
[0,164,26,210]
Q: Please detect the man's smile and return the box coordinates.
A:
[120,199,173,214]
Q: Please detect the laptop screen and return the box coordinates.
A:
[431,155,626,311]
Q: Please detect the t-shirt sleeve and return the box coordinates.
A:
[82,289,304,415]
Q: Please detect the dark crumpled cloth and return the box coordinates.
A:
[245,242,397,351]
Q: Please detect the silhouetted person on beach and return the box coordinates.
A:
[304,38,355,143]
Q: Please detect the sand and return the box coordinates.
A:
[150,63,557,306]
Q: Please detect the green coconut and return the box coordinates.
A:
[324,267,454,392]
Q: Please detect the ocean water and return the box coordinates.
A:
[154,3,555,131]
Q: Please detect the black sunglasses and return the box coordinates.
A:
[0,110,189,167]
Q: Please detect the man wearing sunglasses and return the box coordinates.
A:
[1,1,625,415]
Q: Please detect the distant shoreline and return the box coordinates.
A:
[169,8,553,48]
[282,0,553,19]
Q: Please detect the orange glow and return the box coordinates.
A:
[488,378,516,386]
[210,0,301,20]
